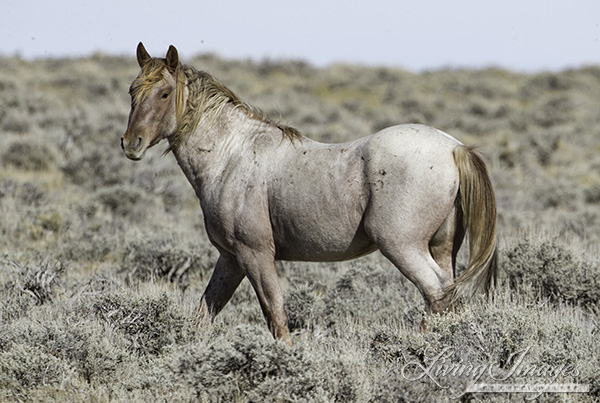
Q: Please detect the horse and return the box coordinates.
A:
[121,43,497,344]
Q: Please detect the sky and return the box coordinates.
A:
[1,0,600,72]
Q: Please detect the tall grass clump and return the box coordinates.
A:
[0,259,65,322]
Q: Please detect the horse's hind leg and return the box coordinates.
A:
[197,252,246,324]
[367,203,457,317]
[380,244,452,316]
[429,203,464,282]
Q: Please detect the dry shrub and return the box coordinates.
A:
[59,232,119,263]
[0,317,128,389]
[533,176,585,208]
[3,54,600,402]
[0,344,66,396]
[1,139,57,171]
[92,291,193,356]
[501,239,600,309]
[519,71,573,99]
[173,325,362,402]
[323,262,414,328]
[284,283,322,332]
[121,235,214,288]
[0,278,36,325]
[370,298,598,402]
[62,149,126,188]
[0,259,65,322]
[0,180,46,207]
[18,260,65,305]
[92,185,158,220]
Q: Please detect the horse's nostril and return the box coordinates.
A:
[120,137,124,150]
[137,137,143,149]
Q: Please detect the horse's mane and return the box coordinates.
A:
[130,58,303,151]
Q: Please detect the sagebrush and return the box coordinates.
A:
[0,54,598,402]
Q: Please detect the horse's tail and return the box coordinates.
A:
[447,145,498,303]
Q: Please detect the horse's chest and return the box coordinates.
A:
[200,184,272,251]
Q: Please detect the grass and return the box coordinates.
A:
[0,53,599,401]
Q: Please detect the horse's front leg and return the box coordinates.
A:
[237,250,291,345]
[197,252,246,325]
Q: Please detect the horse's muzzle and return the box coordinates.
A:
[121,134,145,161]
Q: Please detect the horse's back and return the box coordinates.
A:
[366,124,461,157]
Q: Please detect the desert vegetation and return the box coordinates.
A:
[0,52,599,401]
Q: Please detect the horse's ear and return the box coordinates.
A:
[166,45,179,73]
[137,42,151,67]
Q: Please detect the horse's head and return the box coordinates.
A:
[121,42,181,160]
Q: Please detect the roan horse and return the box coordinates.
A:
[121,43,497,344]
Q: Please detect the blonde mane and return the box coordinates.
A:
[130,58,303,151]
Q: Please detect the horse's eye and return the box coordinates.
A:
[161,92,170,99]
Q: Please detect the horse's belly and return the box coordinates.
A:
[272,217,376,262]
[269,139,375,261]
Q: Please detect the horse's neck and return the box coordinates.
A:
[171,103,283,193]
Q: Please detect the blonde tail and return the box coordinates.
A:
[448,145,498,302]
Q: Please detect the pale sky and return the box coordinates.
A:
[1,0,599,71]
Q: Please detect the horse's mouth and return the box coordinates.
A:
[123,147,146,161]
